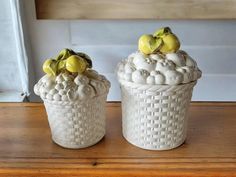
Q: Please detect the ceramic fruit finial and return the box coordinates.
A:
[42,49,93,76]
[138,27,180,55]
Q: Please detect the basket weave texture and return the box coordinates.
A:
[43,94,107,149]
[119,80,196,150]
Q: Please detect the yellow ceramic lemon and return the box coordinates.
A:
[43,59,57,76]
[154,27,180,54]
[56,48,73,60]
[153,27,172,37]
[159,33,180,54]
[66,55,87,74]
[77,52,93,68]
[57,59,67,71]
[138,34,163,55]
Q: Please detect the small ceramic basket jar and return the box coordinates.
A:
[34,49,110,149]
[117,28,201,150]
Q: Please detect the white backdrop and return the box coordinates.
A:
[23,0,236,102]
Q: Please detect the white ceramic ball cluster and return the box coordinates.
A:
[34,70,110,102]
[117,51,201,85]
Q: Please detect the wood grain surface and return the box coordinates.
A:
[35,0,236,19]
[0,102,236,176]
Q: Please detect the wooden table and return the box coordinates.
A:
[0,102,236,177]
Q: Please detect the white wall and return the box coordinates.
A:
[23,0,236,102]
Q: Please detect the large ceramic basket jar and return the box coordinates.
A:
[34,49,110,149]
[117,28,201,150]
